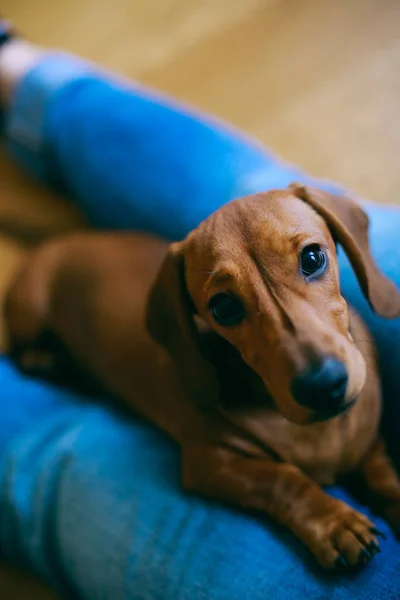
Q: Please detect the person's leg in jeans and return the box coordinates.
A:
[1,27,400,599]
[0,29,339,241]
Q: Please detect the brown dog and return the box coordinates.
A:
[5,184,400,571]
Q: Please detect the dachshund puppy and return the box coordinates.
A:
[5,184,400,571]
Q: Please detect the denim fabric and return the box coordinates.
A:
[5,56,343,241]
[2,55,400,599]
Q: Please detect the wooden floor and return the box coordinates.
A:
[0,0,399,597]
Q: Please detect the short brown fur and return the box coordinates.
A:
[5,185,400,571]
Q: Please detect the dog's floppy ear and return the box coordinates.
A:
[146,241,219,409]
[288,183,400,318]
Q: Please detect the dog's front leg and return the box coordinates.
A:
[182,444,380,570]
[358,437,400,537]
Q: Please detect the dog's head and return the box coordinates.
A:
[147,185,400,424]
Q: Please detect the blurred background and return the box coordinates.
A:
[0,0,399,597]
[4,0,400,201]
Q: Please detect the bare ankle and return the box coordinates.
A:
[0,39,45,106]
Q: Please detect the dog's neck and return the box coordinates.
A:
[199,326,274,411]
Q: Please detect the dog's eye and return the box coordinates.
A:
[300,244,327,278]
[208,293,245,326]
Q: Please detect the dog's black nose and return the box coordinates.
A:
[291,358,348,412]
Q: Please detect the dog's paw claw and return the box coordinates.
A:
[367,540,381,555]
[358,548,373,565]
[334,555,349,571]
[370,527,387,540]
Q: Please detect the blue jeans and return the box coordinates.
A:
[1,55,400,599]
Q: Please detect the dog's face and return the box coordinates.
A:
[147,185,400,425]
[183,190,363,424]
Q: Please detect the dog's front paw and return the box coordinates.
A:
[308,507,382,571]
